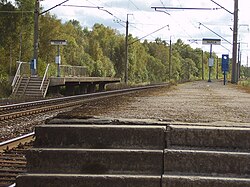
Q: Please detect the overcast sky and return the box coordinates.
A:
[41,0,250,66]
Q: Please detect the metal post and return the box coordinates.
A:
[57,45,60,77]
[33,0,39,76]
[223,71,226,85]
[208,44,212,82]
[202,50,204,80]
[237,42,241,81]
[169,37,172,81]
[125,15,129,84]
[231,0,238,84]
[216,56,219,79]
[238,52,241,80]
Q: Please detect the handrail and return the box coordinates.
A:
[11,61,23,87]
[40,63,50,90]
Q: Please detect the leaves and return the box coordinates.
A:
[0,0,232,97]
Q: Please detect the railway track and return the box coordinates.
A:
[0,84,168,121]
[0,133,34,187]
[0,83,169,187]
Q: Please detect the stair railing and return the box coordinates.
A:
[11,61,24,93]
[40,63,50,91]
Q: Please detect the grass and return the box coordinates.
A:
[238,79,250,93]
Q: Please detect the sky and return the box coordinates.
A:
[40,0,250,66]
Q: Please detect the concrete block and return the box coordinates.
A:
[16,174,161,187]
[162,175,250,187]
[164,149,250,176]
[168,125,250,150]
[27,148,163,175]
[34,125,166,150]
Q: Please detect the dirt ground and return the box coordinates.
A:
[64,80,250,124]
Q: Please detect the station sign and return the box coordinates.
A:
[222,54,229,72]
[202,38,221,45]
[50,40,67,46]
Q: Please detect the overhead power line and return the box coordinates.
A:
[210,0,233,15]
[198,22,232,45]
[129,24,169,45]
[61,4,125,27]
[128,0,140,10]
[151,6,221,11]
[61,5,103,9]
[40,0,69,15]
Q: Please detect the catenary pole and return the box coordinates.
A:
[33,0,39,75]
[125,14,132,84]
[231,0,238,83]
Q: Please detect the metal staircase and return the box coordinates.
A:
[12,76,50,98]
[11,63,50,98]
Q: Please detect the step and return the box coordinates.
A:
[25,88,42,92]
[16,174,161,187]
[34,125,166,149]
[26,148,163,175]
[168,125,250,150]
[25,90,42,93]
[26,86,41,90]
[24,92,43,96]
[162,174,250,187]
[164,149,250,176]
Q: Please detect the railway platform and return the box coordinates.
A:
[49,76,121,96]
[11,62,121,98]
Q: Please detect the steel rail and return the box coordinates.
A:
[0,132,35,153]
[0,84,168,121]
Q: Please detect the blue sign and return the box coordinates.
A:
[222,54,229,72]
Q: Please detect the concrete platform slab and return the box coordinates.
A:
[34,125,166,149]
[162,174,250,187]
[16,174,161,187]
[27,148,163,175]
[164,149,250,176]
[168,125,250,150]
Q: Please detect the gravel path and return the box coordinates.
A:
[64,80,250,124]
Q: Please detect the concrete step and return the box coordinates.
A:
[16,174,161,187]
[164,149,250,176]
[168,125,250,150]
[26,148,163,175]
[162,174,250,187]
[34,125,166,149]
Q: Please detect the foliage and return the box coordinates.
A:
[0,1,227,97]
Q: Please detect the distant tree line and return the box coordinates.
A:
[0,0,249,97]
